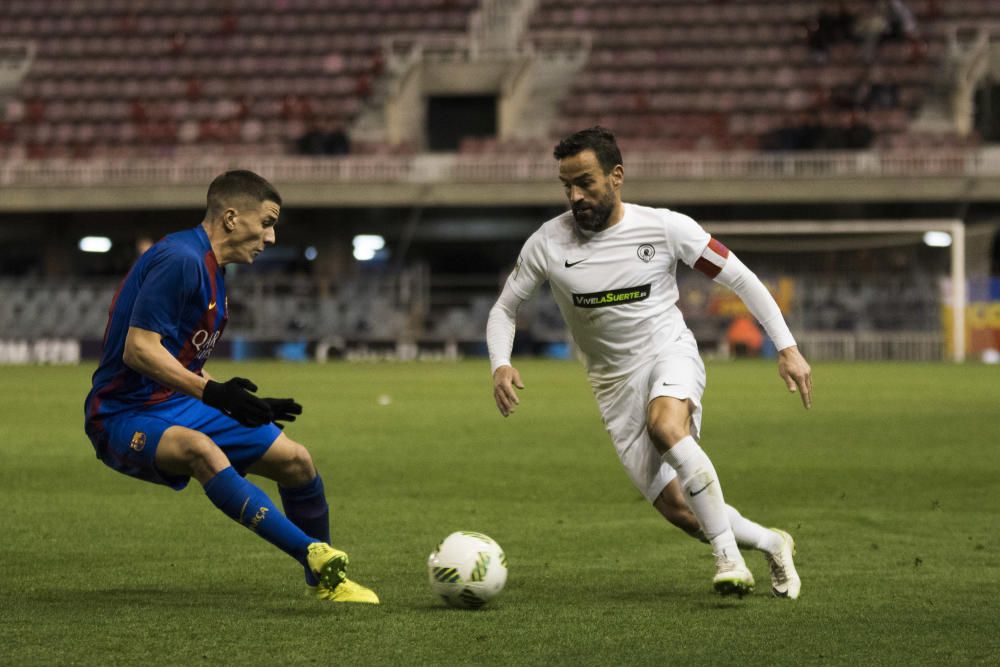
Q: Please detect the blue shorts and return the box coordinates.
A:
[88,394,282,491]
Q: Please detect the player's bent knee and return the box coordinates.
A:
[282,442,316,484]
[251,435,317,486]
[156,427,228,482]
[646,420,689,452]
[646,399,692,451]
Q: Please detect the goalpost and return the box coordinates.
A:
[701,220,967,362]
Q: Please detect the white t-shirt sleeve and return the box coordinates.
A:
[487,282,521,374]
[506,228,548,300]
[670,210,797,351]
[487,229,549,374]
[713,252,797,351]
[666,212,712,269]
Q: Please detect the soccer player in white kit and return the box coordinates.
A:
[487,127,812,598]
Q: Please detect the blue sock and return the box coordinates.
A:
[203,467,315,565]
[279,474,331,586]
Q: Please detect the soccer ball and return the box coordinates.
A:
[427,531,508,609]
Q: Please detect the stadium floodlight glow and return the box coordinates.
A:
[79,236,112,253]
[304,246,318,261]
[352,234,385,261]
[923,231,952,248]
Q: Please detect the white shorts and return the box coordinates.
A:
[590,331,706,502]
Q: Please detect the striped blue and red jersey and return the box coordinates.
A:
[85,225,228,437]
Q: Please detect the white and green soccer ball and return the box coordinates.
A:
[427,531,508,609]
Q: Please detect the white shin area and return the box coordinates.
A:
[662,436,742,562]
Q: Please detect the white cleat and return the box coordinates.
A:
[713,554,755,597]
[765,528,801,600]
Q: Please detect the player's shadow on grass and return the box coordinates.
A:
[416,604,505,613]
[539,577,766,610]
[34,586,286,611]
[40,586,394,619]
[42,585,760,614]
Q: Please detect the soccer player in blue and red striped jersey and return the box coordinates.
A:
[84,170,377,603]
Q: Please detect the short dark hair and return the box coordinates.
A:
[553,126,623,174]
[206,170,282,216]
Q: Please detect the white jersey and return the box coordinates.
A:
[505,203,711,380]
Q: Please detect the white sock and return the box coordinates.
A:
[662,436,741,562]
[727,505,782,554]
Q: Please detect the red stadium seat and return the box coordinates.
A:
[0,0,981,156]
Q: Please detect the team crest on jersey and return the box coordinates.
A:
[572,284,651,308]
[637,243,655,263]
[130,431,147,452]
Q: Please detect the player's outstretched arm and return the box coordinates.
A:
[698,241,811,410]
[778,346,812,410]
[493,365,525,417]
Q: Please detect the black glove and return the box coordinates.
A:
[202,377,273,428]
[260,397,303,429]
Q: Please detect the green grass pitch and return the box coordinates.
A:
[1,359,998,665]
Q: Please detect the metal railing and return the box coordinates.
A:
[3,148,1000,188]
[797,332,945,361]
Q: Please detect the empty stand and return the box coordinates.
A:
[0,0,478,158]
[531,0,967,152]
[0,0,991,157]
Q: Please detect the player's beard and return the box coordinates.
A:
[571,184,616,234]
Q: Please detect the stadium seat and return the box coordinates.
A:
[0,0,980,156]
